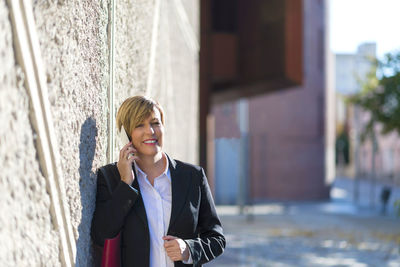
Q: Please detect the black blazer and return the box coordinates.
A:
[91,155,225,267]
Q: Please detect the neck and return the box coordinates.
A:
[136,152,165,178]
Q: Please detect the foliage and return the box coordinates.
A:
[346,51,400,142]
[346,50,400,217]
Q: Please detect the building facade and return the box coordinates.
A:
[208,0,334,203]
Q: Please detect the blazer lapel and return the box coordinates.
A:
[131,164,148,228]
[167,155,193,230]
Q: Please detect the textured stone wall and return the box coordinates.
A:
[0,1,61,266]
[115,0,199,163]
[33,1,110,265]
[1,0,199,266]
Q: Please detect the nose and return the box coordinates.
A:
[145,124,155,135]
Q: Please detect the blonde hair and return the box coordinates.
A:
[116,96,165,139]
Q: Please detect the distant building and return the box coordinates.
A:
[335,43,376,95]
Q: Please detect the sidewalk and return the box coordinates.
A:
[210,179,400,267]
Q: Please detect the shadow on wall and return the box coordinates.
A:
[77,117,101,266]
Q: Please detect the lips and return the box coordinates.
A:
[143,139,157,144]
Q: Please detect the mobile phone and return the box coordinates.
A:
[117,127,135,159]
[117,126,131,146]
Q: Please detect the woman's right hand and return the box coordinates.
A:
[117,142,138,185]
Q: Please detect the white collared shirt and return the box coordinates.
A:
[132,155,193,266]
[134,157,174,267]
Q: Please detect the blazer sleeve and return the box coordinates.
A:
[91,166,139,246]
[184,168,226,266]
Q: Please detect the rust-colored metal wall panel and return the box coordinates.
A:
[285,0,303,84]
[208,0,303,102]
[211,33,238,82]
[238,0,286,82]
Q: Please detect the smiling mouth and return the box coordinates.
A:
[143,140,157,144]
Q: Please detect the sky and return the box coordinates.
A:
[329,0,400,59]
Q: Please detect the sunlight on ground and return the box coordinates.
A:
[216,205,286,216]
[330,187,348,200]
[303,253,368,267]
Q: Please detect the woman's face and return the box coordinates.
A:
[130,107,164,158]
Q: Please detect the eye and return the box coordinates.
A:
[152,121,161,126]
[135,124,144,128]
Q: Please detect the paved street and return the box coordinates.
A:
[209,178,400,267]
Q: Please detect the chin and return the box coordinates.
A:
[142,149,162,157]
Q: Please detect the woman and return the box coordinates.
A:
[91,96,225,267]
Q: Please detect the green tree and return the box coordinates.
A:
[347,50,400,216]
[348,51,400,137]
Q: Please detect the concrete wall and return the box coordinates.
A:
[0,0,199,266]
[0,1,61,266]
[114,0,199,163]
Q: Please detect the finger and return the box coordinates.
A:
[165,245,178,251]
[119,143,132,159]
[128,155,138,163]
[123,146,135,155]
[170,254,181,261]
[164,241,175,248]
[163,235,177,241]
[172,255,182,261]
[122,147,136,160]
[165,248,174,255]
[125,149,136,159]
[120,141,132,152]
[123,141,132,148]
[165,251,180,261]
[166,248,180,257]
